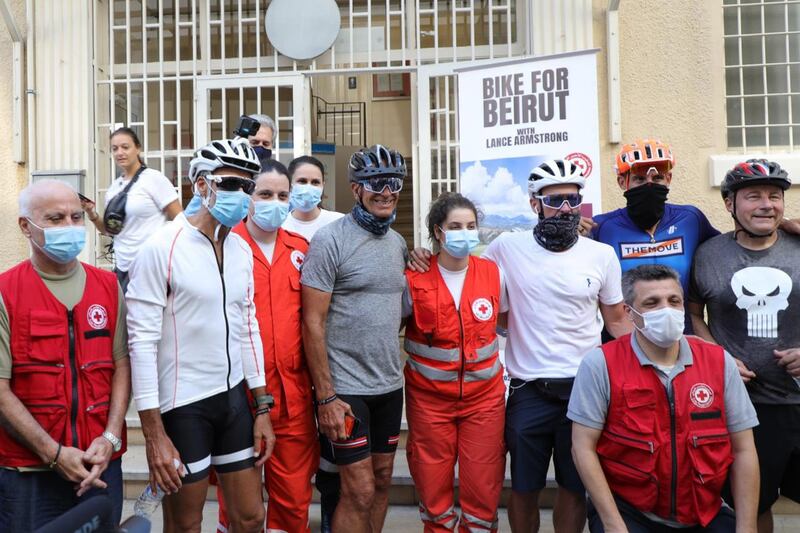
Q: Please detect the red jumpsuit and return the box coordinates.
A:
[216,225,319,533]
[404,255,506,532]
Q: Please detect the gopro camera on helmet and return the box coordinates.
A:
[233,115,261,138]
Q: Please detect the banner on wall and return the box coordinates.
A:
[457,49,601,245]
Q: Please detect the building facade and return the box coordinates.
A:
[0,0,797,269]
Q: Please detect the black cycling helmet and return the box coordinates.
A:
[720,159,791,199]
[348,144,407,182]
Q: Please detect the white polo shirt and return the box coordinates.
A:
[482,230,623,380]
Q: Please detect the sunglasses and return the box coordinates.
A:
[359,177,404,194]
[535,193,583,210]
[212,175,256,195]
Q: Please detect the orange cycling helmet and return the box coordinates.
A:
[615,138,675,176]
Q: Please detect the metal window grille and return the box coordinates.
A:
[723,0,800,151]
[93,0,527,257]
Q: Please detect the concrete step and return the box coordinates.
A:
[121,502,555,533]
[121,501,800,533]
[122,443,529,506]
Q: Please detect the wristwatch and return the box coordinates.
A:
[102,431,122,452]
[254,393,275,410]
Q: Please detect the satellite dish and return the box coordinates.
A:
[265,0,341,60]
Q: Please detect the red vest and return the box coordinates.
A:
[233,224,312,419]
[404,255,502,399]
[0,261,125,467]
[598,334,733,526]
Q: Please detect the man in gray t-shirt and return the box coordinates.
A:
[688,158,800,528]
[301,214,407,395]
[570,265,758,532]
[301,145,408,533]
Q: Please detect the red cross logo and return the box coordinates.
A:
[690,383,714,408]
[471,298,493,322]
[291,250,306,271]
[86,304,108,330]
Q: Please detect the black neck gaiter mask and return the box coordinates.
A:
[624,183,669,231]
[533,212,581,252]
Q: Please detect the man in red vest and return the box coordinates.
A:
[569,264,759,532]
[215,160,319,532]
[0,179,130,530]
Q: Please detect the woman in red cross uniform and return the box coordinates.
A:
[403,192,506,532]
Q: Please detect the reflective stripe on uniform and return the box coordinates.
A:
[474,338,499,362]
[406,358,459,382]
[464,358,502,382]
[461,511,498,531]
[419,504,458,528]
[404,338,460,362]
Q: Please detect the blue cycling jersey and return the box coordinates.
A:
[592,203,720,333]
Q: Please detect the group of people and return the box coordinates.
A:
[0,118,798,533]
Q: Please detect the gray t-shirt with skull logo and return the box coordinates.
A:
[690,230,800,404]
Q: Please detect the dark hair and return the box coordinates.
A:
[288,155,326,181]
[621,264,681,305]
[426,192,480,248]
[110,127,142,148]
[258,159,291,187]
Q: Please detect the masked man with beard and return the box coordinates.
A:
[301,145,409,533]
[482,159,632,533]
[589,139,719,335]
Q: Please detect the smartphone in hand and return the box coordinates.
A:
[78,192,93,203]
[344,414,361,440]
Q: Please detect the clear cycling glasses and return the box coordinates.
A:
[535,192,583,210]
[359,176,404,194]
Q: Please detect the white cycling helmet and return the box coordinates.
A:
[528,159,585,195]
[188,138,262,182]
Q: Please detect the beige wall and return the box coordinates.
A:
[593,0,799,232]
[0,0,29,270]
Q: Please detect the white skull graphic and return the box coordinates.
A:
[730,266,792,338]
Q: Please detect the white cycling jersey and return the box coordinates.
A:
[126,216,265,413]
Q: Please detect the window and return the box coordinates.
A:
[723,0,800,150]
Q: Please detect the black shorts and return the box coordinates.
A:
[724,403,800,513]
[505,378,584,494]
[161,383,255,484]
[318,388,403,466]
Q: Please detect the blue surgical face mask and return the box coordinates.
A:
[184,194,202,216]
[252,199,290,231]
[290,184,323,213]
[206,188,251,227]
[27,220,86,264]
[441,228,480,258]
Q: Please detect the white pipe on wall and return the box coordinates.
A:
[607,0,621,143]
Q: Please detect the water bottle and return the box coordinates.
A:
[133,484,165,518]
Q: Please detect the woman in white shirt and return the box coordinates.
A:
[281,155,343,240]
[82,127,182,290]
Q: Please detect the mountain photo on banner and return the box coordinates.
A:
[460,155,544,247]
